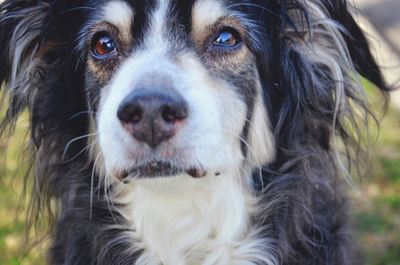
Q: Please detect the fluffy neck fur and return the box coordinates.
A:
[112,172,276,265]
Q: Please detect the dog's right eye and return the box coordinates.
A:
[91,35,117,58]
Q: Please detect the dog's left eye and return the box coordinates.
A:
[212,28,241,48]
[91,35,117,57]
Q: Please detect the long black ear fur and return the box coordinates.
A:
[0,0,88,134]
[322,0,390,92]
[0,1,47,132]
[0,0,89,227]
[252,2,390,264]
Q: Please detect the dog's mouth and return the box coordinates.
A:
[115,161,207,182]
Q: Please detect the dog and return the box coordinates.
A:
[0,0,390,264]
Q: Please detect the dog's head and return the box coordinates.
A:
[0,0,389,191]
[86,0,279,181]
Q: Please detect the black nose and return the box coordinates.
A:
[117,88,188,148]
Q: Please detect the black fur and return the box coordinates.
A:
[0,0,389,264]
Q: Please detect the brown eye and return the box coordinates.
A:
[213,28,241,48]
[92,35,117,57]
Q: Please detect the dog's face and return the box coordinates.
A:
[79,0,274,181]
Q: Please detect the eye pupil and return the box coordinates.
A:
[94,36,116,56]
[102,40,113,50]
[213,30,240,48]
[216,32,233,45]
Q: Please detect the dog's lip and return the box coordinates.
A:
[115,161,206,181]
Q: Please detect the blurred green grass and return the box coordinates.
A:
[351,81,400,265]
[0,83,400,264]
[0,109,47,265]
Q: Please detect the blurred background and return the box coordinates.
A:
[0,0,400,264]
[352,0,400,263]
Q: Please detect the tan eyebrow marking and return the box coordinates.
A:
[102,0,134,37]
[192,0,226,34]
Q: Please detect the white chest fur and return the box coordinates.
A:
[113,174,277,265]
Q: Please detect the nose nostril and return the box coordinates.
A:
[131,108,143,123]
[161,104,188,123]
[131,114,142,123]
[162,114,173,123]
[118,104,143,124]
[161,106,175,123]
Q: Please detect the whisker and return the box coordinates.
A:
[90,152,102,221]
[104,174,117,224]
[75,49,87,71]
[222,127,265,189]
[62,132,99,159]
[228,3,279,18]
[64,140,97,162]
[68,110,95,120]
[60,6,96,15]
